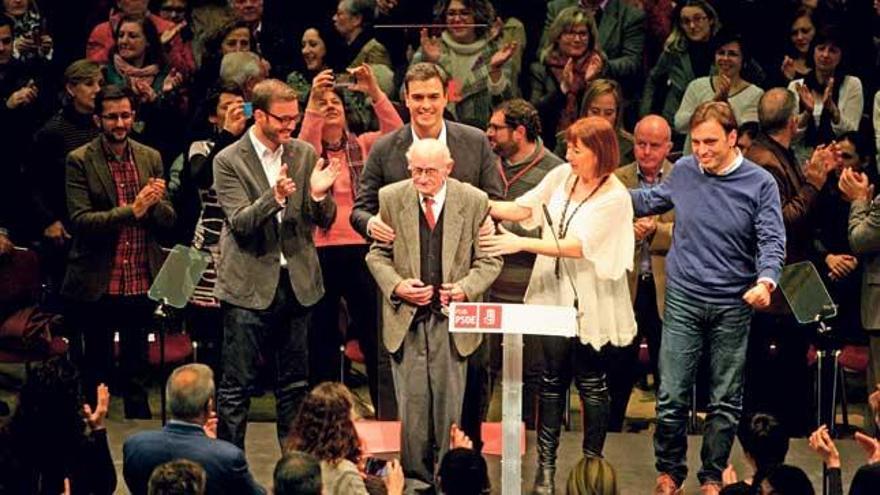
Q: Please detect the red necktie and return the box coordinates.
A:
[423,196,436,230]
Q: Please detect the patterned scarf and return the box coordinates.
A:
[113,54,160,89]
[323,130,364,201]
[544,50,595,133]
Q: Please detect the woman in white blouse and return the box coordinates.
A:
[480,116,636,494]
[675,30,763,153]
[789,25,863,160]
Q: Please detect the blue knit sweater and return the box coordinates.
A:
[631,154,786,304]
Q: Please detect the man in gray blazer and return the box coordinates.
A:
[366,139,502,491]
[840,167,880,405]
[213,79,340,449]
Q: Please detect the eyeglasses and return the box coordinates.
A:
[680,14,708,27]
[561,30,590,40]
[264,110,301,127]
[446,9,474,19]
[101,112,133,121]
[487,123,510,132]
[408,167,442,178]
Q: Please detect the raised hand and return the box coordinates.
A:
[309,157,342,197]
[419,28,442,63]
[781,55,796,81]
[489,41,517,72]
[838,167,873,202]
[83,383,110,431]
[795,83,815,113]
[162,68,185,94]
[714,74,732,101]
[584,53,604,83]
[560,57,577,94]
[6,84,38,109]
[132,182,161,218]
[808,425,841,468]
[349,64,381,100]
[222,100,247,136]
[274,163,297,204]
[160,20,187,45]
[203,411,218,439]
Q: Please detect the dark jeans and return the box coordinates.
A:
[538,336,611,465]
[66,295,153,418]
[654,287,752,486]
[312,245,379,390]
[217,270,310,450]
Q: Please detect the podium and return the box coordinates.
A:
[449,302,577,495]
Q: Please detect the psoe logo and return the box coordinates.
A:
[480,305,502,329]
[454,304,478,328]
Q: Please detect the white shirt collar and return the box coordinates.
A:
[418,180,448,217]
[411,121,447,146]
[248,126,283,162]
[698,149,743,176]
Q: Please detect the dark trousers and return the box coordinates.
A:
[312,245,379,391]
[66,295,154,418]
[217,270,310,449]
[744,311,813,437]
[635,274,663,386]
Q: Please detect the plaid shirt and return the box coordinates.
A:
[104,139,151,296]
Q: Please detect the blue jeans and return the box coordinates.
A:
[653,287,752,485]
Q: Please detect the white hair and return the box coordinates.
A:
[405,138,453,167]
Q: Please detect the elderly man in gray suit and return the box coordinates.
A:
[213,79,340,449]
[366,138,502,491]
[840,167,880,408]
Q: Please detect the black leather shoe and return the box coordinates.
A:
[532,466,555,495]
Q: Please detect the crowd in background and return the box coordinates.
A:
[1,0,880,493]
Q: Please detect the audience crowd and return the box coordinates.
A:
[1,0,880,493]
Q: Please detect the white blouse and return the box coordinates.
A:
[515,164,637,349]
[788,75,864,138]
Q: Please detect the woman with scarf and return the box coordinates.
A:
[529,6,604,154]
[104,14,187,166]
[297,64,403,401]
[2,0,52,63]
[411,0,517,129]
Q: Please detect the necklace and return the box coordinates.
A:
[554,173,609,278]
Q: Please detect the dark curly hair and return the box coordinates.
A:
[285,382,362,465]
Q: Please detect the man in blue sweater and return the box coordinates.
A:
[631,101,785,495]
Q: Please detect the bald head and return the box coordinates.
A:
[633,115,673,174]
[758,88,797,135]
[167,364,214,422]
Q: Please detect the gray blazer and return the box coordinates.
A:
[213,133,336,310]
[849,195,880,330]
[365,178,502,356]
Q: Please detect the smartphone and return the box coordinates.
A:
[242,102,253,118]
[333,73,356,90]
[364,457,388,477]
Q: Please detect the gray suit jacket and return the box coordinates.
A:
[63,137,175,301]
[365,178,502,356]
[849,195,880,330]
[213,133,336,310]
[350,121,504,239]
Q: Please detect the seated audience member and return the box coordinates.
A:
[554,78,634,165]
[332,0,391,68]
[147,459,207,495]
[565,456,619,495]
[0,358,116,495]
[87,0,195,76]
[530,6,604,152]
[286,382,404,495]
[219,50,266,99]
[2,0,52,63]
[757,465,814,495]
[298,64,402,394]
[722,414,789,493]
[412,0,517,129]
[675,30,763,153]
[438,448,491,495]
[788,25,863,162]
[274,451,323,495]
[123,363,265,495]
[30,59,103,287]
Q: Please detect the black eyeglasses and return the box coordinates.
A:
[263,110,301,127]
[487,123,510,132]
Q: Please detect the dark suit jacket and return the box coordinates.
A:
[123,421,265,495]
[63,137,175,302]
[365,178,503,356]
[350,121,504,239]
[745,133,819,264]
[213,133,336,310]
[849,195,880,330]
[542,0,646,81]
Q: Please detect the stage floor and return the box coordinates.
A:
[105,419,866,494]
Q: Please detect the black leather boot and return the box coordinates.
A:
[575,372,610,457]
[533,375,565,494]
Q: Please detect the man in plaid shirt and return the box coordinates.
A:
[63,85,176,418]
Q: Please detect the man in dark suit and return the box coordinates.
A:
[365,138,502,491]
[123,363,265,495]
[350,62,504,443]
[213,78,339,449]
[744,87,838,436]
[63,84,175,418]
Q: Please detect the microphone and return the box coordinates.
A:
[542,204,582,326]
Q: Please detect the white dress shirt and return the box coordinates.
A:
[248,126,288,267]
